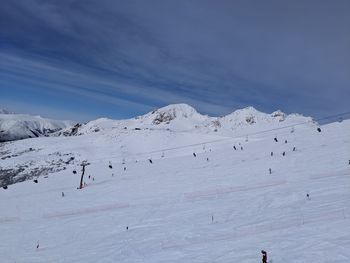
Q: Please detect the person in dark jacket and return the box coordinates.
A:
[261,250,267,263]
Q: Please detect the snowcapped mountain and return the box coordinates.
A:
[0,104,349,262]
[58,103,315,137]
[0,108,14,114]
[0,111,75,142]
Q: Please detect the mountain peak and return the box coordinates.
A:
[145,103,204,125]
[153,103,198,115]
[0,108,14,114]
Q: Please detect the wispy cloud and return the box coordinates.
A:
[1,0,349,120]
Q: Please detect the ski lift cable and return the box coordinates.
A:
[69,110,350,166]
[232,110,350,138]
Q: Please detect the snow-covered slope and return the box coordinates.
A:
[0,111,75,142]
[58,104,314,137]
[0,105,349,263]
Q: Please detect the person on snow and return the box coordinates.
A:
[261,250,267,263]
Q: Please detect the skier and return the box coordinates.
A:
[269,168,272,174]
[317,127,322,132]
[124,167,127,171]
[274,137,278,142]
[149,159,153,164]
[261,250,267,263]
[241,146,243,150]
[193,152,197,157]
[271,151,273,156]
[282,151,286,156]
[306,193,310,200]
[293,147,296,151]
[233,146,237,150]
[285,140,288,143]
[61,192,65,197]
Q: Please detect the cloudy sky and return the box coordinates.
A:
[1,0,349,121]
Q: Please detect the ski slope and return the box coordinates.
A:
[0,108,349,262]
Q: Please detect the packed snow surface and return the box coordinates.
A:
[0,104,349,263]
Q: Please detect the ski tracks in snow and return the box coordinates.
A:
[184,180,287,200]
[43,202,129,219]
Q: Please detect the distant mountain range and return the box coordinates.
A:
[1,104,315,142]
[58,103,314,137]
[0,109,75,142]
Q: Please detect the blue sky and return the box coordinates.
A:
[1,0,349,121]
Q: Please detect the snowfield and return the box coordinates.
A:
[0,104,349,263]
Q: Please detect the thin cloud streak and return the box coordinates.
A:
[1,0,349,120]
